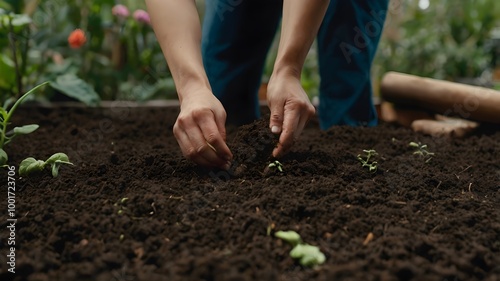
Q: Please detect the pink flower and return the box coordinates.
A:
[133,9,151,25]
[112,4,129,18]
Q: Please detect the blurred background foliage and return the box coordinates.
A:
[0,0,175,104]
[373,0,500,90]
[0,0,499,103]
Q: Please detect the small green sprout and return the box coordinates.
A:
[275,230,326,267]
[19,153,73,177]
[268,160,284,172]
[275,230,302,245]
[114,197,129,215]
[357,149,378,173]
[290,244,326,267]
[409,142,434,162]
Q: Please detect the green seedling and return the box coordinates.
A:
[19,153,73,177]
[357,149,378,173]
[0,82,48,166]
[268,160,284,172]
[409,142,434,162]
[275,230,326,267]
[114,197,129,215]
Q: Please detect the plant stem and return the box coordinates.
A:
[8,16,23,99]
[20,27,30,88]
[0,82,49,148]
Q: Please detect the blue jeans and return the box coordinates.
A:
[201,0,389,129]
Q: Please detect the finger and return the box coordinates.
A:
[198,110,232,161]
[174,128,215,167]
[269,99,285,134]
[185,125,229,168]
[273,107,300,158]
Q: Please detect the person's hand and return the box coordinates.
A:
[266,72,316,158]
[173,87,233,169]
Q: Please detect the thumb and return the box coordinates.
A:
[269,101,284,135]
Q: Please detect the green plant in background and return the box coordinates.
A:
[357,149,378,173]
[0,4,100,105]
[19,153,73,177]
[275,230,326,267]
[374,0,500,83]
[0,0,175,102]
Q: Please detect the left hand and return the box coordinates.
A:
[266,72,316,158]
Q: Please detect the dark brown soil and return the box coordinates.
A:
[1,105,499,281]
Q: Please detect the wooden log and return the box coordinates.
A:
[380,72,500,124]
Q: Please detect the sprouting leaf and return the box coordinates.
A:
[289,244,326,267]
[0,105,8,118]
[275,230,302,246]
[409,142,419,148]
[46,152,72,165]
[46,153,73,177]
[0,148,7,166]
[13,124,39,135]
[19,157,45,176]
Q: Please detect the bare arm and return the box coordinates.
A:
[268,0,330,157]
[146,0,232,169]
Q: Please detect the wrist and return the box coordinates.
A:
[271,62,302,81]
[176,75,212,103]
[269,64,302,82]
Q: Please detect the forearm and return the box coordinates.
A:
[145,0,210,101]
[274,0,330,78]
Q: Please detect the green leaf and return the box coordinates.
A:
[275,230,302,246]
[19,157,45,176]
[0,53,15,90]
[49,74,100,106]
[10,14,31,27]
[0,106,7,119]
[0,13,31,32]
[47,153,73,177]
[13,124,38,135]
[46,152,72,165]
[290,244,326,267]
[0,3,12,11]
[0,148,7,166]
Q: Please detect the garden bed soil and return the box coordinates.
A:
[1,105,500,281]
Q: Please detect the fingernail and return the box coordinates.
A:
[271,126,281,134]
[223,162,231,170]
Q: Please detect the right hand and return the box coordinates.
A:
[173,88,233,170]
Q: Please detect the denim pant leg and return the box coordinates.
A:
[317,0,389,129]
[202,0,282,126]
